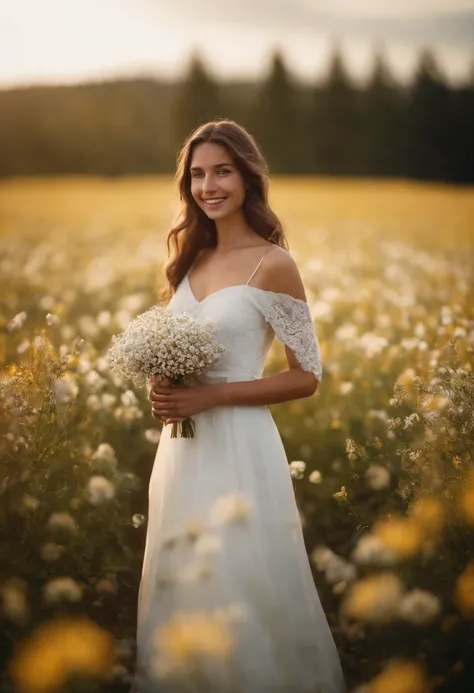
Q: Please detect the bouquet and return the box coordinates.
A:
[107,307,225,438]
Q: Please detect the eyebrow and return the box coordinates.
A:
[189,163,234,172]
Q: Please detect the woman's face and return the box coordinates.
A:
[189,142,247,220]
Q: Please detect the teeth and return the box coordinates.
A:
[205,198,226,205]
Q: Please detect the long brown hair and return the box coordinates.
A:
[160,119,288,303]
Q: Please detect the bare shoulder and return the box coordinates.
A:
[261,246,307,301]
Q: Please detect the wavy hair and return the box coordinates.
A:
[160,119,288,303]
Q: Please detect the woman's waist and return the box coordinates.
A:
[197,371,261,385]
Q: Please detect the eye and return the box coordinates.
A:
[190,169,231,178]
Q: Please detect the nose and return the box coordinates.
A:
[202,174,218,196]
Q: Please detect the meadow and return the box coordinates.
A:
[0,176,473,693]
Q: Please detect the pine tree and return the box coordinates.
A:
[171,51,223,149]
[310,43,361,175]
[249,50,301,173]
[450,57,474,183]
[361,45,406,177]
[407,48,454,180]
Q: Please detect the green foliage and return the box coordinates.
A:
[0,46,473,181]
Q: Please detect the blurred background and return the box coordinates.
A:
[1,3,474,693]
[0,0,473,181]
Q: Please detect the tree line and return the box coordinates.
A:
[0,46,472,183]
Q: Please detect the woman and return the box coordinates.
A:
[134,119,347,692]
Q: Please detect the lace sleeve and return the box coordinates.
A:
[258,292,323,382]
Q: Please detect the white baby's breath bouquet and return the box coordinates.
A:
[107,306,225,438]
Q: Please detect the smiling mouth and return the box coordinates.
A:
[203,197,227,206]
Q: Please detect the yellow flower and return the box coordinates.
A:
[367,659,431,693]
[333,486,348,503]
[409,496,445,537]
[10,617,115,693]
[374,517,423,559]
[154,611,233,673]
[454,561,474,618]
[459,469,474,524]
[342,573,403,624]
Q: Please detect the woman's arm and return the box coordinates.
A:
[150,248,320,423]
[151,367,317,424]
[215,367,318,407]
[216,248,319,406]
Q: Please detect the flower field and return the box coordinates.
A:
[0,176,473,693]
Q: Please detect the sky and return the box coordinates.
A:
[0,0,473,89]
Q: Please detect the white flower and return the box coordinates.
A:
[1,579,29,623]
[40,543,64,562]
[398,589,441,625]
[95,577,118,595]
[309,470,322,484]
[17,339,31,354]
[78,314,100,339]
[118,292,148,313]
[78,356,93,374]
[47,512,77,533]
[33,335,47,350]
[335,323,358,342]
[46,312,61,326]
[289,460,306,480]
[311,545,356,584]
[144,428,161,444]
[359,332,388,357]
[107,306,225,389]
[132,513,146,528]
[368,409,388,423]
[87,394,117,412]
[84,370,107,393]
[101,393,117,409]
[351,534,397,566]
[39,295,56,311]
[97,311,112,329]
[54,374,79,404]
[121,389,138,407]
[92,443,117,466]
[7,311,27,331]
[339,381,354,395]
[311,546,336,571]
[21,494,40,512]
[210,493,251,526]
[114,405,143,424]
[43,577,83,604]
[403,413,420,430]
[85,476,115,505]
[325,556,357,584]
[86,395,101,411]
[95,356,110,372]
[311,301,332,321]
[365,465,391,491]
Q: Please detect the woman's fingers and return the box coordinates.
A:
[148,377,172,400]
[151,392,172,402]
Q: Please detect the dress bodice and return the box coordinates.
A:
[167,273,323,383]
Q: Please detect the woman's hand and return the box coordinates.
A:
[148,377,222,425]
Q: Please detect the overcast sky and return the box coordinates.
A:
[0,0,473,89]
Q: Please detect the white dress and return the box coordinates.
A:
[134,260,347,693]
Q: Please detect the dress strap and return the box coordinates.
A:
[245,254,266,286]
